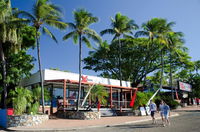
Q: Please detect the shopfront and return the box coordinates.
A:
[20,69,137,114]
[178,81,192,105]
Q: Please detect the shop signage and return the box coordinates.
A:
[182,93,188,98]
[81,76,93,82]
[178,81,192,92]
[139,107,146,116]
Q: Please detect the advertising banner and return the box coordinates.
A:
[178,81,192,92]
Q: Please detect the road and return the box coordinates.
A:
[69,111,200,132]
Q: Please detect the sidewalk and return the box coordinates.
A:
[8,105,200,131]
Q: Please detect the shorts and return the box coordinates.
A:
[160,111,164,117]
[164,113,169,119]
[151,111,155,117]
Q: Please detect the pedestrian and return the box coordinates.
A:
[163,101,170,127]
[149,100,157,124]
[159,100,165,125]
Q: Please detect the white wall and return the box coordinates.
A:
[20,69,131,87]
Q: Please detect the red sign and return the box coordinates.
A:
[130,89,138,107]
[81,76,88,82]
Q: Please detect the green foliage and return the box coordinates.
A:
[155,94,180,109]
[20,26,36,49]
[101,12,138,38]
[133,92,153,109]
[5,51,34,85]
[63,8,101,47]
[44,87,51,101]
[27,86,41,115]
[8,86,50,115]
[84,38,162,86]
[27,102,40,115]
[188,74,200,98]
[147,70,168,86]
[90,85,109,105]
[9,87,32,115]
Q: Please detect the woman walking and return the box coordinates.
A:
[159,100,165,125]
[163,101,171,126]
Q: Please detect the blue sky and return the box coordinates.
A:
[12,0,200,76]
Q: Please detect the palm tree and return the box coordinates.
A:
[21,0,67,113]
[135,18,164,42]
[0,0,27,108]
[63,9,101,111]
[136,18,175,93]
[100,13,138,110]
[101,13,138,86]
[90,85,108,111]
[0,0,11,109]
[155,20,175,94]
[165,31,184,99]
[135,18,164,87]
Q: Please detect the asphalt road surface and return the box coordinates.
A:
[69,111,200,132]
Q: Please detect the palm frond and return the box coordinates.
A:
[135,31,149,38]
[123,34,134,39]
[42,27,58,43]
[85,28,102,44]
[63,31,77,42]
[112,34,118,41]
[67,22,76,30]
[73,8,98,28]
[48,4,62,14]
[82,36,92,48]
[45,19,67,30]
[73,33,78,44]
[100,29,115,36]
[15,10,36,22]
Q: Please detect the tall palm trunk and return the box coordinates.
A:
[160,49,164,90]
[118,37,122,86]
[118,37,123,110]
[77,34,82,111]
[36,29,45,113]
[0,42,7,109]
[169,49,174,99]
[143,40,153,91]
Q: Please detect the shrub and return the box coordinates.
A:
[8,86,50,115]
[8,87,32,115]
[133,92,154,109]
[156,94,180,109]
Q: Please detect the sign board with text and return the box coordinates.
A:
[178,81,192,92]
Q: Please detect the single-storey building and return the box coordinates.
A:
[20,69,137,114]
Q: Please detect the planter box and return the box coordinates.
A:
[57,110,101,120]
[7,114,49,127]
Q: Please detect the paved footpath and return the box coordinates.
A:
[7,105,200,131]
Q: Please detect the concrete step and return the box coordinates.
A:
[92,108,117,117]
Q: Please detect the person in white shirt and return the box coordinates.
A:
[149,100,157,124]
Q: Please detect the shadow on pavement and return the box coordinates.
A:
[173,110,200,112]
[111,123,161,130]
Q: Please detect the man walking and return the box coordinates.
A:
[149,100,157,124]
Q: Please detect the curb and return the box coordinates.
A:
[124,113,179,125]
[7,113,180,131]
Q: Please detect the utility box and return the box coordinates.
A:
[0,109,7,128]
